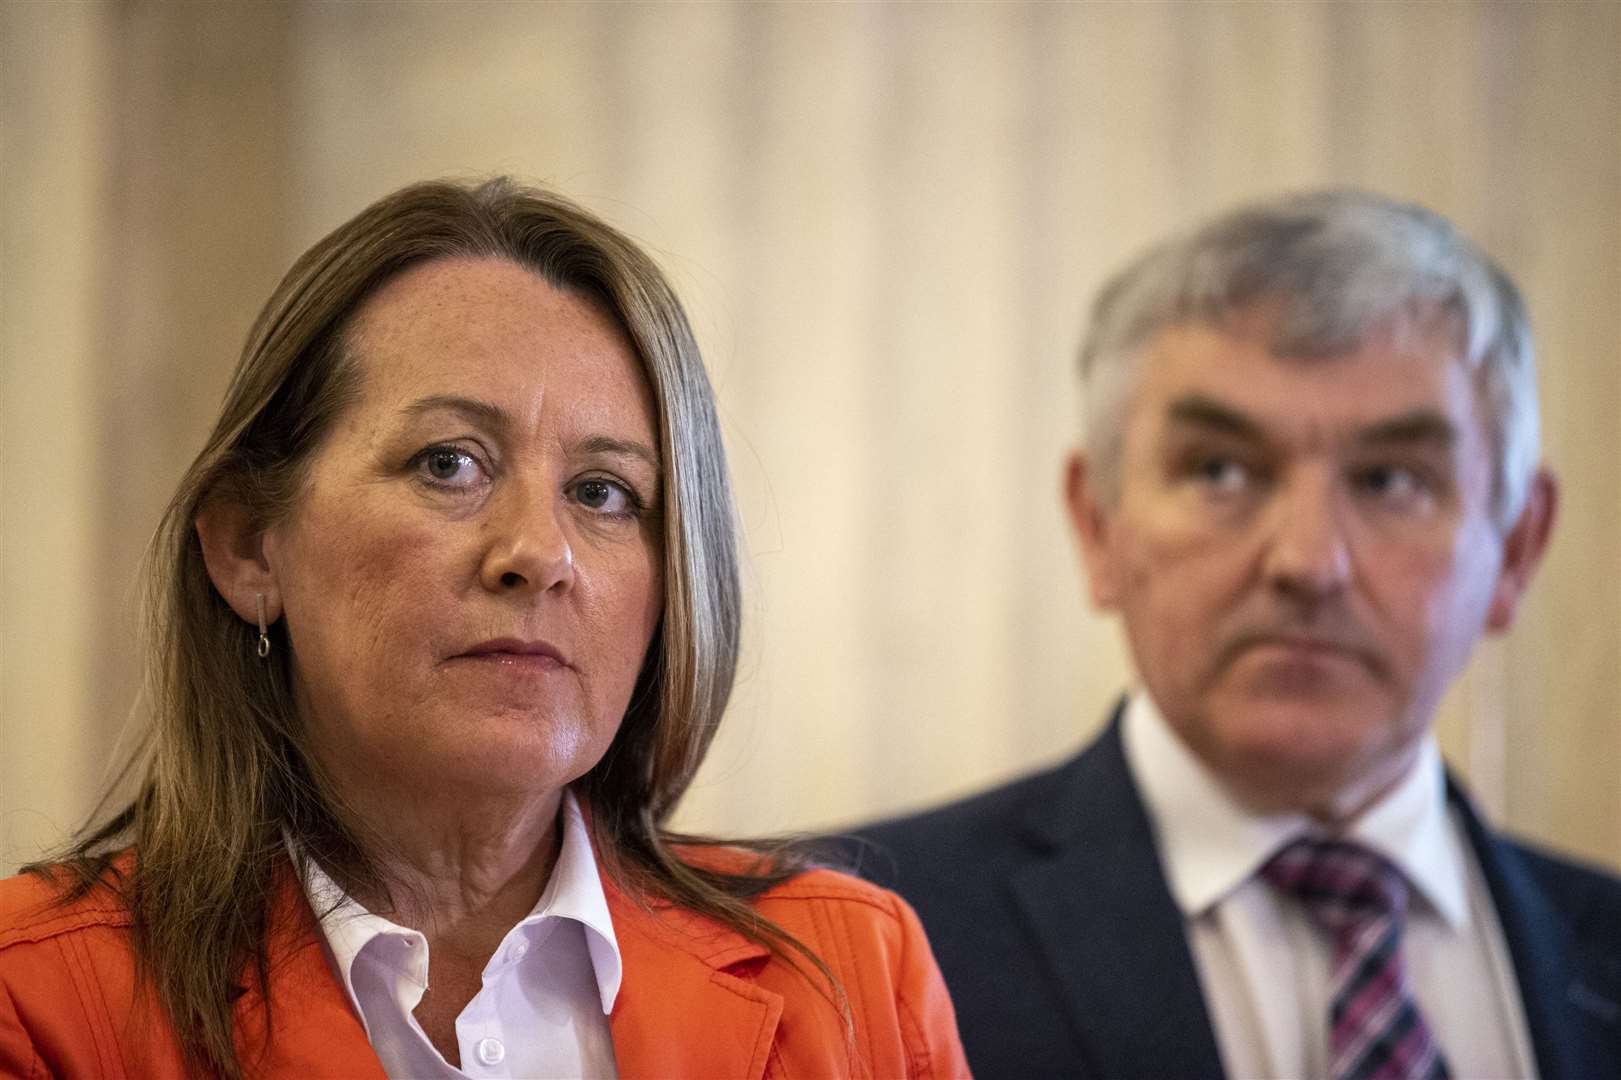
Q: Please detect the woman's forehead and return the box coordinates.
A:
[347,256,628,366]
[341,256,658,444]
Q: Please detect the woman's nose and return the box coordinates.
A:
[478,485,576,595]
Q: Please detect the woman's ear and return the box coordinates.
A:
[194,496,282,627]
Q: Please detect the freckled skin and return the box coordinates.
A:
[262,257,664,806]
[1070,318,1547,818]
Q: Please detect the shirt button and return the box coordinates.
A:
[511,942,529,961]
[476,1037,505,1066]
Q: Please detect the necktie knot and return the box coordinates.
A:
[1263,836,1410,942]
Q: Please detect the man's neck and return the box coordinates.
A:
[1222,740,1427,827]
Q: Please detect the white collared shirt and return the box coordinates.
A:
[298,790,622,1080]
[1122,693,1539,1080]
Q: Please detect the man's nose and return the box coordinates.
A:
[478,482,575,595]
[1262,468,1351,602]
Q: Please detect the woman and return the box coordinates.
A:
[0,179,967,1079]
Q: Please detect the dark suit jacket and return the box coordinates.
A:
[852,710,1621,1080]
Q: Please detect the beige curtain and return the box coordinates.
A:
[3,1,1617,875]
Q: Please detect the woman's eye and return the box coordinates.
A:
[413,446,484,489]
[572,478,637,515]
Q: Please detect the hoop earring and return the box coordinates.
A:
[255,593,271,659]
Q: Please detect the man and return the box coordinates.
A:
[855,191,1621,1079]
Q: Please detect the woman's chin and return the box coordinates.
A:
[340,715,613,809]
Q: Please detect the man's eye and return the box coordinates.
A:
[1192,456,1252,494]
[572,478,636,515]
[1356,464,1428,503]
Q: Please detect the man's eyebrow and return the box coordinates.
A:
[577,434,660,474]
[1165,395,1267,442]
[1356,410,1458,449]
[402,395,510,431]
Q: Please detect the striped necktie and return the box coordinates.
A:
[1262,838,1451,1080]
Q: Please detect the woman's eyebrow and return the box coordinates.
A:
[402,394,509,432]
[576,434,660,474]
[401,398,659,472]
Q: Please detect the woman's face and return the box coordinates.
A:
[262,256,664,802]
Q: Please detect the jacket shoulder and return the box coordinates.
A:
[0,867,131,952]
[753,867,971,1079]
[843,746,1093,890]
[1499,836,1621,893]
[751,867,933,969]
[758,864,912,912]
[869,754,1080,835]
[0,866,155,1080]
[1491,835,1621,941]
[662,856,937,960]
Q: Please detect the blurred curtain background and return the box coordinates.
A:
[3,1,1617,875]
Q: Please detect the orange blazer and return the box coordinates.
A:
[0,855,969,1079]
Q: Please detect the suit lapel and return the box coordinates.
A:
[1007,711,1225,1079]
[604,877,783,1080]
[1448,776,1617,1080]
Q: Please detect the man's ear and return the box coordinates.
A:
[1064,450,1123,610]
[1486,466,1557,633]
[194,495,282,627]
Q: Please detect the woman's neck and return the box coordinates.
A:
[344,785,566,947]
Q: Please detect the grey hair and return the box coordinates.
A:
[1077,189,1539,528]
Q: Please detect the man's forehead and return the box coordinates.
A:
[1131,320,1484,445]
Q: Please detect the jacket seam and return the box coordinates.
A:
[59,930,126,1078]
[818,896,875,1078]
[0,907,131,951]
[889,890,932,1078]
[763,887,905,920]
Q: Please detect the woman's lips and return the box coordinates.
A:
[452,638,571,670]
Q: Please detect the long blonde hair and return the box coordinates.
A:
[43,178,830,1076]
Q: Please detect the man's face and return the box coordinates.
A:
[1069,315,1553,818]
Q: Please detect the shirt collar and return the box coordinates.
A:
[296,787,623,1019]
[541,789,623,1011]
[1122,692,1470,930]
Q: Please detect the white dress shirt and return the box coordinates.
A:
[298,790,622,1080]
[1122,693,1539,1080]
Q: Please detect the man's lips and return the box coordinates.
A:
[451,638,571,669]
[1219,632,1387,679]
[1248,635,1356,657]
